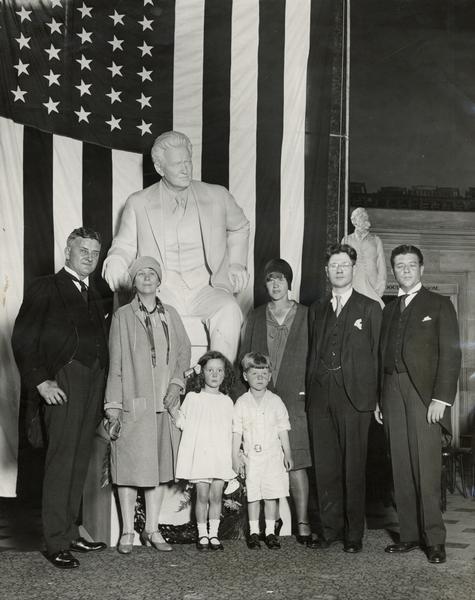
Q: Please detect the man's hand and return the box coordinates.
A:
[37,380,67,405]
[374,403,383,425]
[228,263,249,294]
[427,400,446,424]
[102,257,130,292]
[163,383,182,411]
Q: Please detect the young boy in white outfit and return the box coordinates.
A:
[232,352,293,549]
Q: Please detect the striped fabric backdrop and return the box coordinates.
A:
[0,0,338,496]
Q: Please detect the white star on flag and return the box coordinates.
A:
[76,55,92,71]
[107,62,123,78]
[46,19,62,35]
[14,60,29,76]
[51,0,63,7]
[43,98,60,114]
[106,115,122,131]
[16,34,31,50]
[138,16,153,31]
[77,3,93,19]
[138,67,152,82]
[16,7,32,23]
[136,93,152,109]
[77,28,93,44]
[137,120,152,136]
[108,36,124,52]
[11,86,27,102]
[109,11,125,26]
[74,107,91,123]
[45,45,61,61]
[76,79,92,96]
[138,41,153,57]
[44,70,61,87]
[106,88,122,104]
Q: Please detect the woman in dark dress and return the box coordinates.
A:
[239,259,313,544]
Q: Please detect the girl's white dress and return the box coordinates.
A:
[175,391,236,481]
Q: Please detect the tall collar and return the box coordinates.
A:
[64,265,89,287]
[331,287,353,308]
[397,282,422,297]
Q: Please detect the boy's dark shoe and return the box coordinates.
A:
[265,534,281,549]
[247,533,261,549]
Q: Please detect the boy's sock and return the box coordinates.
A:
[249,520,260,536]
[197,522,209,542]
[208,519,220,540]
[265,519,276,536]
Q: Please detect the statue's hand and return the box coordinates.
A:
[102,257,130,292]
[228,263,249,294]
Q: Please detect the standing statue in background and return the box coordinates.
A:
[342,207,386,308]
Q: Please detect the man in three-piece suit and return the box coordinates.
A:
[307,243,382,553]
[102,130,250,361]
[376,244,461,564]
[12,228,108,569]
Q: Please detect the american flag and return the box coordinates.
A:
[0,0,339,496]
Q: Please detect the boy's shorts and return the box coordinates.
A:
[244,448,289,502]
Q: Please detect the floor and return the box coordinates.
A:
[0,484,474,558]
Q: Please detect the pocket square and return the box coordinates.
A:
[422,316,432,322]
[354,318,362,330]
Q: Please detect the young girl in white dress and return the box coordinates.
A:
[175,350,236,551]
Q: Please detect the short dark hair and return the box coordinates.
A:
[325,243,357,265]
[186,350,235,395]
[66,227,102,246]
[263,258,293,290]
[241,352,271,372]
[390,245,423,268]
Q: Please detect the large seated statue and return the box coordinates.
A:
[102,131,250,361]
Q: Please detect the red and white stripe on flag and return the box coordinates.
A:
[0,0,335,496]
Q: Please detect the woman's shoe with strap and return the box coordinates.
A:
[141,530,172,552]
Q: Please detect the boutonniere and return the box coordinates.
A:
[422,316,432,322]
[354,318,362,330]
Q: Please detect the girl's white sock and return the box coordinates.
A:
[208,519,220,540]
[197,522,209,542]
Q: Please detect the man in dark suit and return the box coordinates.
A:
[12,227,109,569]
[376,244,461,564]
[307,243,382,553]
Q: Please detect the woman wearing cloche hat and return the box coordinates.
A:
[104,256,191,554]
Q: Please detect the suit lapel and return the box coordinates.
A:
[190,181,212,263]
[144,182,166,265]
[315,297,332,363]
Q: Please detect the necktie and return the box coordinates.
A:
[335,295,342,317]
[174,194,186,216]
[399,294,408,313]
[68,273,88,302]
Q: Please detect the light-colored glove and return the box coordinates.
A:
[228,263,249,294]
[102,257,130,292]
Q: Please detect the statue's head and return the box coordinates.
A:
[151,131,193,192]
[351,207,371,231]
